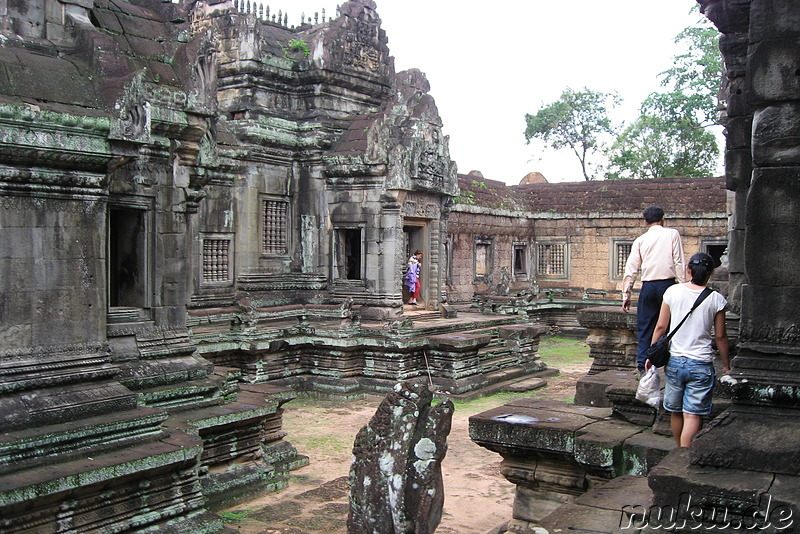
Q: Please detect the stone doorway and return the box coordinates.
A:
[108,205,150,310]
[403,222,428,308]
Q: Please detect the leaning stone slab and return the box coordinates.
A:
[348,381,454,534]
[504,377,547,392]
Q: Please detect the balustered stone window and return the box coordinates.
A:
[536,240,568,279]
[262,198,289,255]
[611,240,633,280]
[201,235,233,285]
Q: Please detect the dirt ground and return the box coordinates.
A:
[220,353,591,534]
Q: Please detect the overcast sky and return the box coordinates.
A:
[256,1,716,184]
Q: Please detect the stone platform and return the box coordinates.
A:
[191,310,555,399]
[469,398,675,530]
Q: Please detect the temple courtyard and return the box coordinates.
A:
[219,337,592,534]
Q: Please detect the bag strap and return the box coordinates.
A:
[663,287,714,342]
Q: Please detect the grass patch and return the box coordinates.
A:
[219,509,250,522]
[537,336,590,369]
[300,434,352,455]
[449,391,537,413]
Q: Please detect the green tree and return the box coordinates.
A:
[524,87,620,181]
[607,22,722,179]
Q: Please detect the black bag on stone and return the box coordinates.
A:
[645,287,713,368]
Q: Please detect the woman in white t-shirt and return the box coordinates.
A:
[647,252,730,447]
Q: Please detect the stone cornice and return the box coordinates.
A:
[0,104,112,173]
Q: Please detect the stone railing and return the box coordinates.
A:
[233,0,333,27]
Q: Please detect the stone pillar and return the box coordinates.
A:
[572,306,638,408]
[577,306,638,375]
[649,0,800,524]
[690,0,800,469]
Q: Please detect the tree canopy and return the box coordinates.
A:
[523,16,723,181]
[524,88,619,181]
[606,22,722,179]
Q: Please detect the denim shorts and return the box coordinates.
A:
[663,355,715,415]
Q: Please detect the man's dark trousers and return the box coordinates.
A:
[636,279,676,371]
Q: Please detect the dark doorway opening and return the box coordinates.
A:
[109,208,147,308]
[338,228,362,280]
[705,243,727,268]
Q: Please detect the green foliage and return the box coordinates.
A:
[219,510,251,522]
[606,113,718,179]
[456,190,476,205]
[606,17,722,179]
[471,180,488,189]
[524,87,620,181]
[287,38,310,57]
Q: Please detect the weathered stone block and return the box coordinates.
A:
[574,370,635,407]
[748,38,800,102]
[725,147,752,190]
[348,381,453,534]
[753,103,800,166]
[720,32,749,78]
[744,167,800,286]
[750,0,800,40]
[470,400,611,456]
[690,407,800,475]
[574,419,644,473]
[725,115,752,151]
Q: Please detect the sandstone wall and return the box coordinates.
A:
[448,176,730,305]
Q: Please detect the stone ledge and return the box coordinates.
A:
[575,369,637,407]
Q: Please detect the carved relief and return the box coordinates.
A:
[342,19,382,72]
[110,73,152,144]
[740,320,800,346]
[0,195,104,214]
[196,42,217,96]
[402,197,441,219]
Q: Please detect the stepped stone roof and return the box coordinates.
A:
[456,175,727,216]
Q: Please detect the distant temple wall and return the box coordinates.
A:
[447,176,730,306]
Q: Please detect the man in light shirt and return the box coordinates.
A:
[622,206,686,373]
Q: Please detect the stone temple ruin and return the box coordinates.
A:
[0,0,784,532]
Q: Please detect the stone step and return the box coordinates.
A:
[0,429,214,533]
[405,310,443,321]
[539,475,653,533]
[0,406,168,474]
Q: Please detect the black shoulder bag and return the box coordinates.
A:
[645,287,713,368]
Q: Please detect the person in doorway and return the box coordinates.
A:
[646,252,730,447]
[405,250,423,305]
[622,206,686,374]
